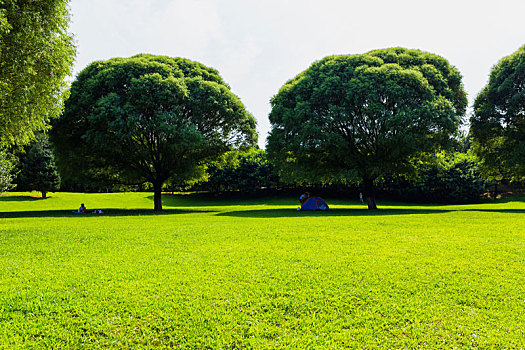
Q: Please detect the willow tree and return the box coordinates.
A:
[51,55,257,211]
[470,44,525,181]
[267,48,467,209]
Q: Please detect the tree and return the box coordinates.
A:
[383,151,486,204]
[51,55,257,211]
[267,48,467,209]
[470,44,525,181]
[18,135,60,198]
[0,147,16,192]
[197,149,279,193]
[0,0,76,146]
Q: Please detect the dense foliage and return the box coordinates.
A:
[196,149,279,193]
[17,135,60,198]
[0,147,16,192]
[267,47,467,209]
[0,0,75,146]
[384,152,486,203]
[51,55,257,211]
[471,44,525,181]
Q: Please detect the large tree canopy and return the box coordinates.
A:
[0,0,76,146]
[470,44,525,181]
[51,54,257,211]
[267,47,467,209]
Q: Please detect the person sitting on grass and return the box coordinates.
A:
[78,203,86,213]
[299,192,311,204]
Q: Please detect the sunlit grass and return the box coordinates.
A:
[1,192,524,348]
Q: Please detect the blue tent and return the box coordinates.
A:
[300,197,329,211]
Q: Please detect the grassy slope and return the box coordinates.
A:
[0,192,524,348]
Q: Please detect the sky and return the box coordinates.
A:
[69,0,525,148]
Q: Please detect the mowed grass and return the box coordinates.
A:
[0,192,524,348]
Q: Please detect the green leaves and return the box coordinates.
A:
[471,44,525,181]
[17,135,60,198]
[0,147,16,192]
[0,0,75,146]
[51,55,256,210]
[268,48,466,188]
[196,149,279,193]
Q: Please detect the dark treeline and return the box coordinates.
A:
[15,145,515,204]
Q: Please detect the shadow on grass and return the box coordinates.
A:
[217,208,453,218]
[0,195,44,202]
[482,196,525,204]
[464,209,525,214]
[149,194,299,208]
[0,208,216,219]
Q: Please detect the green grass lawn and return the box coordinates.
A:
[1,192,524,348]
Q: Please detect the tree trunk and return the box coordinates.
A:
[366,195,377,210]
[41,191,47,199]
[363,177,378,210]
[153,181,163,212]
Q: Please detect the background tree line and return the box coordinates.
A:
[9,140,490,205]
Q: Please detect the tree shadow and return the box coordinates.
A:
[0,208,216,219]
[0,195,44,202]
[483,196,525,204]
[464,209,525,214]
[217,208,453,218]
[149,193,298,208]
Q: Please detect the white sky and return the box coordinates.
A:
[69,0,525,148]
